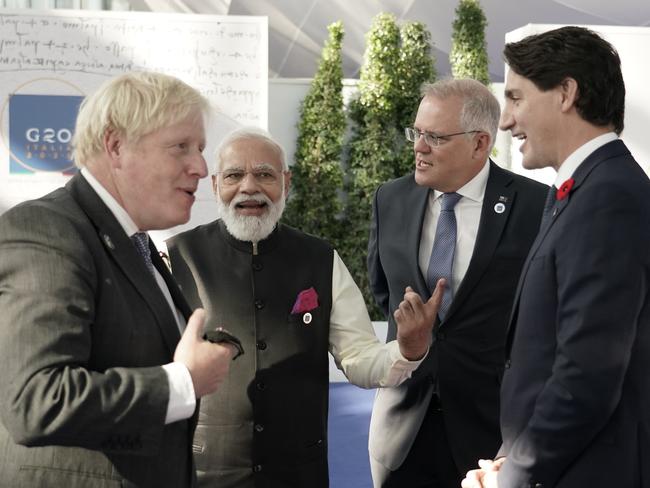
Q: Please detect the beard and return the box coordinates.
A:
[217,190,286,243]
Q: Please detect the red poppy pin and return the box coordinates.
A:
[291,287,319,314]
[556,178,575,201]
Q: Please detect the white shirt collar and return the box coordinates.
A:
[554,132,618,186]
[433,159,490,203]
[80,167,140,237]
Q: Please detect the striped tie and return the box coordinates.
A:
[426,192,462,320]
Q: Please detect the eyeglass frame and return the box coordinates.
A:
[404,127,481,148]
[216,164,288,187]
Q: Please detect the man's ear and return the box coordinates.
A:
[283,170,292,196]
[559,77,579,113]
[212,174,218,195]
[473,131,491,157]
[103,129,124,167]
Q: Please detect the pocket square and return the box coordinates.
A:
[291,287,319,314]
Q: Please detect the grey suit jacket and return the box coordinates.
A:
[0,173,196,487]
[367,162,547,479]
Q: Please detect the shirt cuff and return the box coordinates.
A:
[162,362,196,424]
[389,340,429,366]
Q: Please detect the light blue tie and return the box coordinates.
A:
[131,232,155,276]
[427,192,462,320]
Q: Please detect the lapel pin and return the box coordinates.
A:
[303,312,313,325]
[498,195,509,202]
[494,202,506,214]
[102,234,115,250]
[552,208,558,217]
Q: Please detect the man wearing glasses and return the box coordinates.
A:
[166,127,443,488]
[367,78,547,488]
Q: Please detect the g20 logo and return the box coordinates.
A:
[7,93,84,174]
[25,127,73,144]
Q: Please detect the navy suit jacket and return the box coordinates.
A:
[499,140,650,487]
[368,161,547,478]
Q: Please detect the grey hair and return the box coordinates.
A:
[420,78,500,150]
[214,127,287,173]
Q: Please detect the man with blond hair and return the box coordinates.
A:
[0,71,238,487]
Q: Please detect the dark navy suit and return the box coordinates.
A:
[499,140,650,487]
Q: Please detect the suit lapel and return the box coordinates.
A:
[505,140,630,350]
[151,245,192,321]
[66,173,182,355]
[406,178,432,295]
[444,161,515,322]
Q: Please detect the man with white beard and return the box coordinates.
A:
[166,128,443,488]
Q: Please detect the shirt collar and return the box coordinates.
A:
[555,132,618,186]
[433,159,489,203]
[80,167,140,237]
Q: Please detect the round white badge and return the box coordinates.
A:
[303,312,313,325]
[494,202,506,214]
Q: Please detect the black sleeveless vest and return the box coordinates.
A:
[168,220,334,488]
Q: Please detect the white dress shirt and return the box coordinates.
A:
[80,168,196,424]
[330,250,424,387]
[418,160,490,296]
[555,132,618,185]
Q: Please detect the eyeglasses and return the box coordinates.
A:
[218,167,285,186]
[404,127,480,148]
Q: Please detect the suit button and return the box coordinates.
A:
[254,423,264,432]
[505,359,512,369]
[256,382,266,391]
[254,299,264,309]
[436,331,446,341]
[252,262,263,271]
[256,341,267,350]
[253,464,262,473]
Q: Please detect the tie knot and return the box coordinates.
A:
[131,232,155,275]
[440,192,462,211]
[131,232,149,252]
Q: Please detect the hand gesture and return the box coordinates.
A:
[174,308,236,398]
[462,458,505,488]
[394,279,445,360]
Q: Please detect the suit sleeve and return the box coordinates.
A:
[368,184,390,318]
[499,178,650,486]
[0,204,170,454]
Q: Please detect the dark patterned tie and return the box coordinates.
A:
[131,232,155,276]
[540,185,557,228]
[426,192,462,320]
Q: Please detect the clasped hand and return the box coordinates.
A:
[461,458,505,488]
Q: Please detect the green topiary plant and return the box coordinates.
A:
[342,14,435,320]
[283,21,346,249]
[450,0,490,85]
[395,21,436,176]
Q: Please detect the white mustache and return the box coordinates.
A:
[229,192,272,207]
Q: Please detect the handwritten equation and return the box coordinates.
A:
[0,12,266,124]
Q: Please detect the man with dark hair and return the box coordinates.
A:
[367,79,547,488]
[463,26,650,488]
[502,25,625,134]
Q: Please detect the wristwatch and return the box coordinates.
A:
[204,327,244,360]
